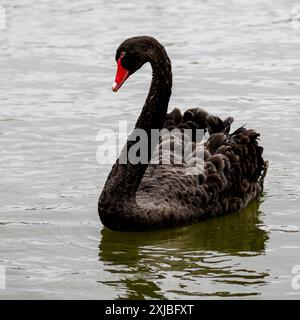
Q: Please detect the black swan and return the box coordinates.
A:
[98,36,268,231]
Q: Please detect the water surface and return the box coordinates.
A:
[0,0,300,299]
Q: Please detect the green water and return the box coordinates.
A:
[98,201,269,299]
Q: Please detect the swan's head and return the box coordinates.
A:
[112,36,161,92]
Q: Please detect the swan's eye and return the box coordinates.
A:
[120,51,126,58]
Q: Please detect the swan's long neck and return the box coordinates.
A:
[98,45,172,222]
[136,49,172,131]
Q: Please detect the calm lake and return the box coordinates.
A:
[0,0,300,299]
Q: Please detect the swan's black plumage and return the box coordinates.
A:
[98,36,268,231]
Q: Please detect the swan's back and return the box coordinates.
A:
[137,107,267,220]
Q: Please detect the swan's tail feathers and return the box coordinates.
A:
[206,114,234,136]
[229,124,248,138]
[223,116,234,134]
[206,115,225,135]
[228,127,268,192]
[259,160,269,190]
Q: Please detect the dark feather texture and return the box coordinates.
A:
[98,36,268,231]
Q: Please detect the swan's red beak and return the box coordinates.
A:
[112,57,129,92]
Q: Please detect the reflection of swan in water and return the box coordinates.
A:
[98,200,269,299]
